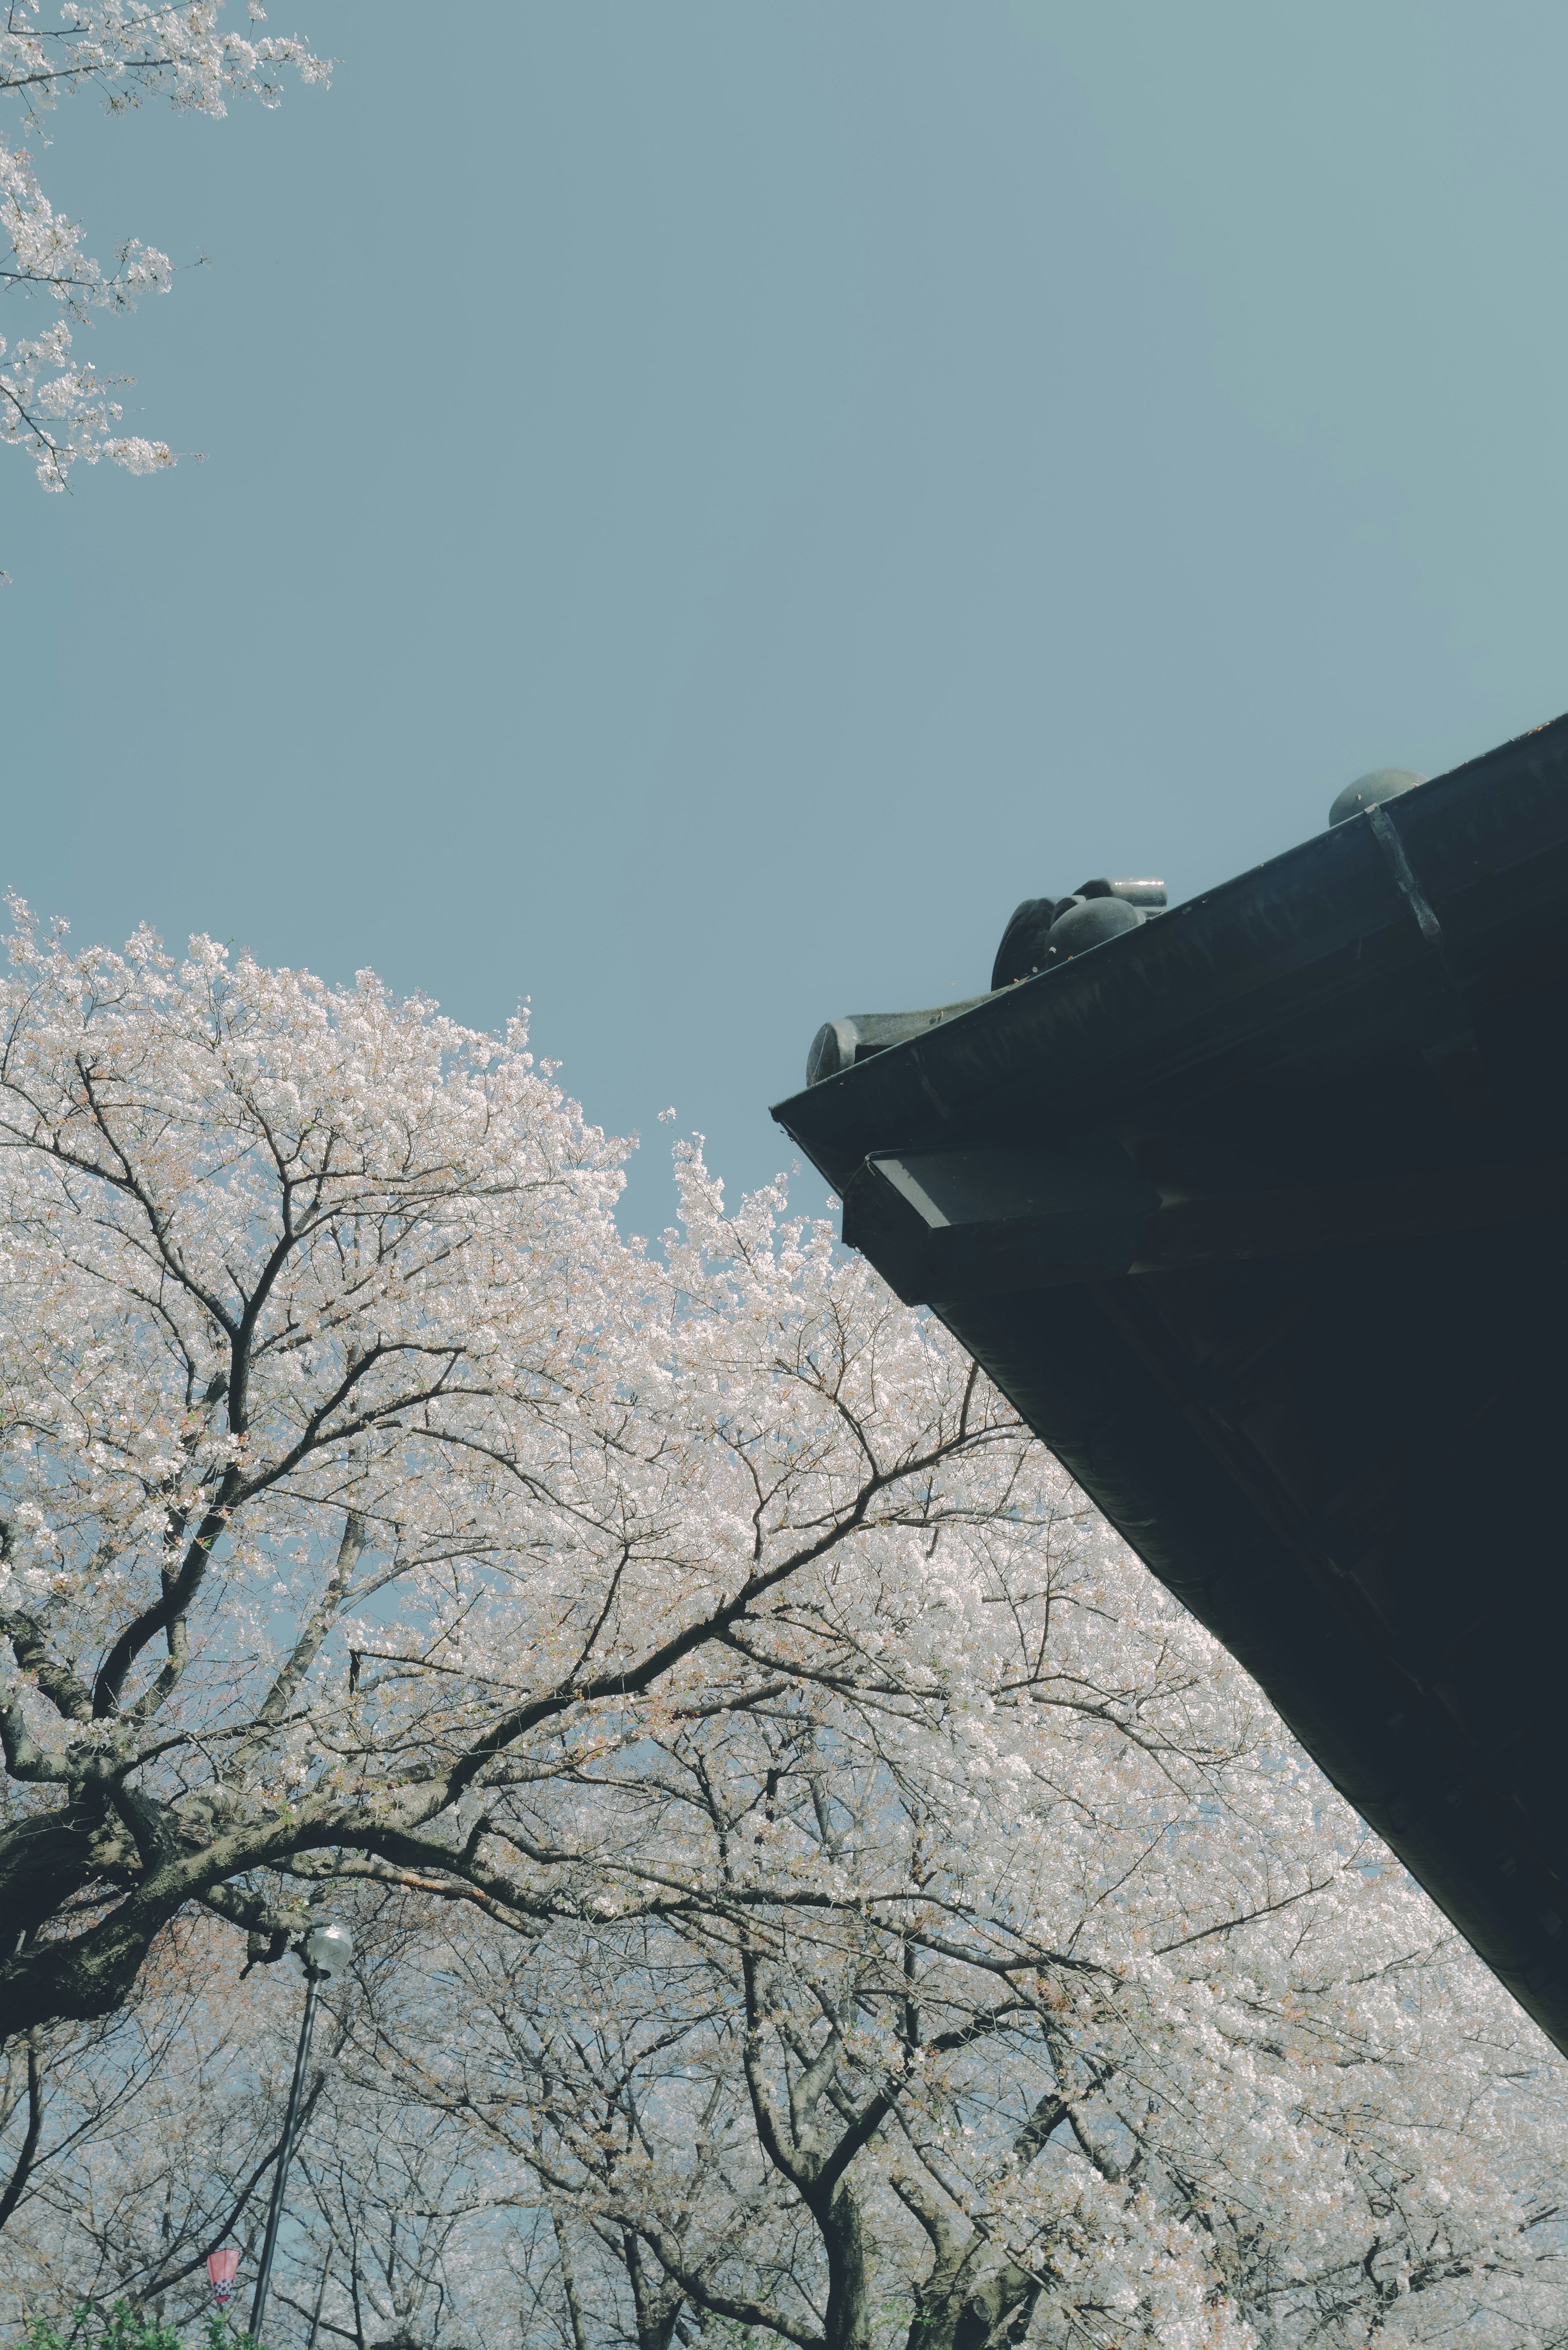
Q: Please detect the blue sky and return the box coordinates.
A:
[6,3,1567,1228]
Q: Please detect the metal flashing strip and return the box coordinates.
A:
[1368,800,1443,945]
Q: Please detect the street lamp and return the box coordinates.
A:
[249,1920,354,2340]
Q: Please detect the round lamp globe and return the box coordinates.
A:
[303,1920,354,1977]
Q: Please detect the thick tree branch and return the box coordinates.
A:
[0,2033,42,2232]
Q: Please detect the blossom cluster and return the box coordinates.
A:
[0,312,170,486]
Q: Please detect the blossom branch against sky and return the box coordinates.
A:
[0,0,327,489]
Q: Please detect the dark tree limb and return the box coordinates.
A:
[0,2033,42,2232]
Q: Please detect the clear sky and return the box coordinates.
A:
[7,3,1567,1229]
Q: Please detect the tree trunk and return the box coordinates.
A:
[810,2176,872,2350]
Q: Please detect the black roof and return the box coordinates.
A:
[772,711,1568,2051]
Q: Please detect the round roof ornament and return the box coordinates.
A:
[1328,768,1426,827]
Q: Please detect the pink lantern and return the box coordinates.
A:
[207,2249,241,2309]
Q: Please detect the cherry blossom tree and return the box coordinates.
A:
[8,1553,1568,2349]
[360,1562,1568,2350]
[2,2,329,488]
[0,902,1037,2044]
[2,905,1567,2350]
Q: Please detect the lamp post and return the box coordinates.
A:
[249,1919,353,2341]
